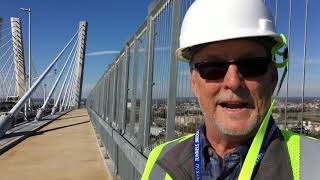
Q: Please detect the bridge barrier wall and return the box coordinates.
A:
[88,107,144,179]
[87,0,319,179]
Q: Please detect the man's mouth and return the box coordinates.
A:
[219,102,249,110]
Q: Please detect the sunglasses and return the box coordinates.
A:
[191,57,272,80]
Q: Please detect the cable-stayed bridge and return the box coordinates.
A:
[1,0,320,179]
[0,16,88,148]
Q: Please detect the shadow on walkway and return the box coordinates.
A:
[3,121,90,138]
[56,114,88,121]
[33,120,90,136]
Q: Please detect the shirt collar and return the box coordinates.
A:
[199,118,278,164]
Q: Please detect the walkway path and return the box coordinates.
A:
[0,109,112,180]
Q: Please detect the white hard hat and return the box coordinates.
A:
[176,0,283,61]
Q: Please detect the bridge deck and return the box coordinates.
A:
[0,109,112,180]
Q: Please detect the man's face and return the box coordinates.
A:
[190,39,277,136]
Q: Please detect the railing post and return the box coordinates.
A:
[166,0,181,141]
[138,15,155,151]
[100,78,104,115]
[101,76,106,118]
[105,73,110,121]
[74,21,88,109]
[115,62,122,129]
[111,66,117,126]
[97,80,100,114]
[95,86,98,112]
[108,71,113,123]
[119,44,130,134]
[11,17,26,99]
[98,80,102,115]
[102,74,108,120]
[129,37,140,137]
[108,70,113,123]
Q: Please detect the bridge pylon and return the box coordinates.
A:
[10,17,26,99]
[74,21,87,109]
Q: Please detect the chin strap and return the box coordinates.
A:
[238,34,289,180]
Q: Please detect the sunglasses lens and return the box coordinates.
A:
[237,58,270,77]
[196,62,228,80]
[194,57,270,80]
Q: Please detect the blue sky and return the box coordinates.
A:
[1,0,151,98]
[1,0,320,98]
[269,0,320,97]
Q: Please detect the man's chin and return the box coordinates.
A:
[212,117,259,137]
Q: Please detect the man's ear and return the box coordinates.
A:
[271,64,278,92]
[190,69,199,97]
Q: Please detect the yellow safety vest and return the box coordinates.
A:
[142,130,319,180]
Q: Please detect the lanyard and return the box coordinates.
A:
[256,122,277,164]
[193,128,202,180]
[193,120,276,180]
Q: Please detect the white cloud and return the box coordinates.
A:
[85,46,171,57]
[86,50,120,56]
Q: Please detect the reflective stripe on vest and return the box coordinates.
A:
[281,130,300,180]
[141,134,194,180]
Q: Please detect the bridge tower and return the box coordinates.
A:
[74,21,87,108]
[10,17,26,99]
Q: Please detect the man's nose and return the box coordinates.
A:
[222,64,242,91]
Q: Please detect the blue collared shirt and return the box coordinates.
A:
[199,119,277,180]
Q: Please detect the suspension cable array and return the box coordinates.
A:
[0,20,15,102]
[0,19,88,138]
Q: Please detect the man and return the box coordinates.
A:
[142,0,320,179]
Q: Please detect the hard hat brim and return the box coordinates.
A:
[176,34,282,62]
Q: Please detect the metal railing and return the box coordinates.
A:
[87,0,320,179]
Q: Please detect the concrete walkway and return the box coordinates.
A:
[0,109,113,180]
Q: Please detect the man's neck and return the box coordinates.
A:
[204,123,254,161]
